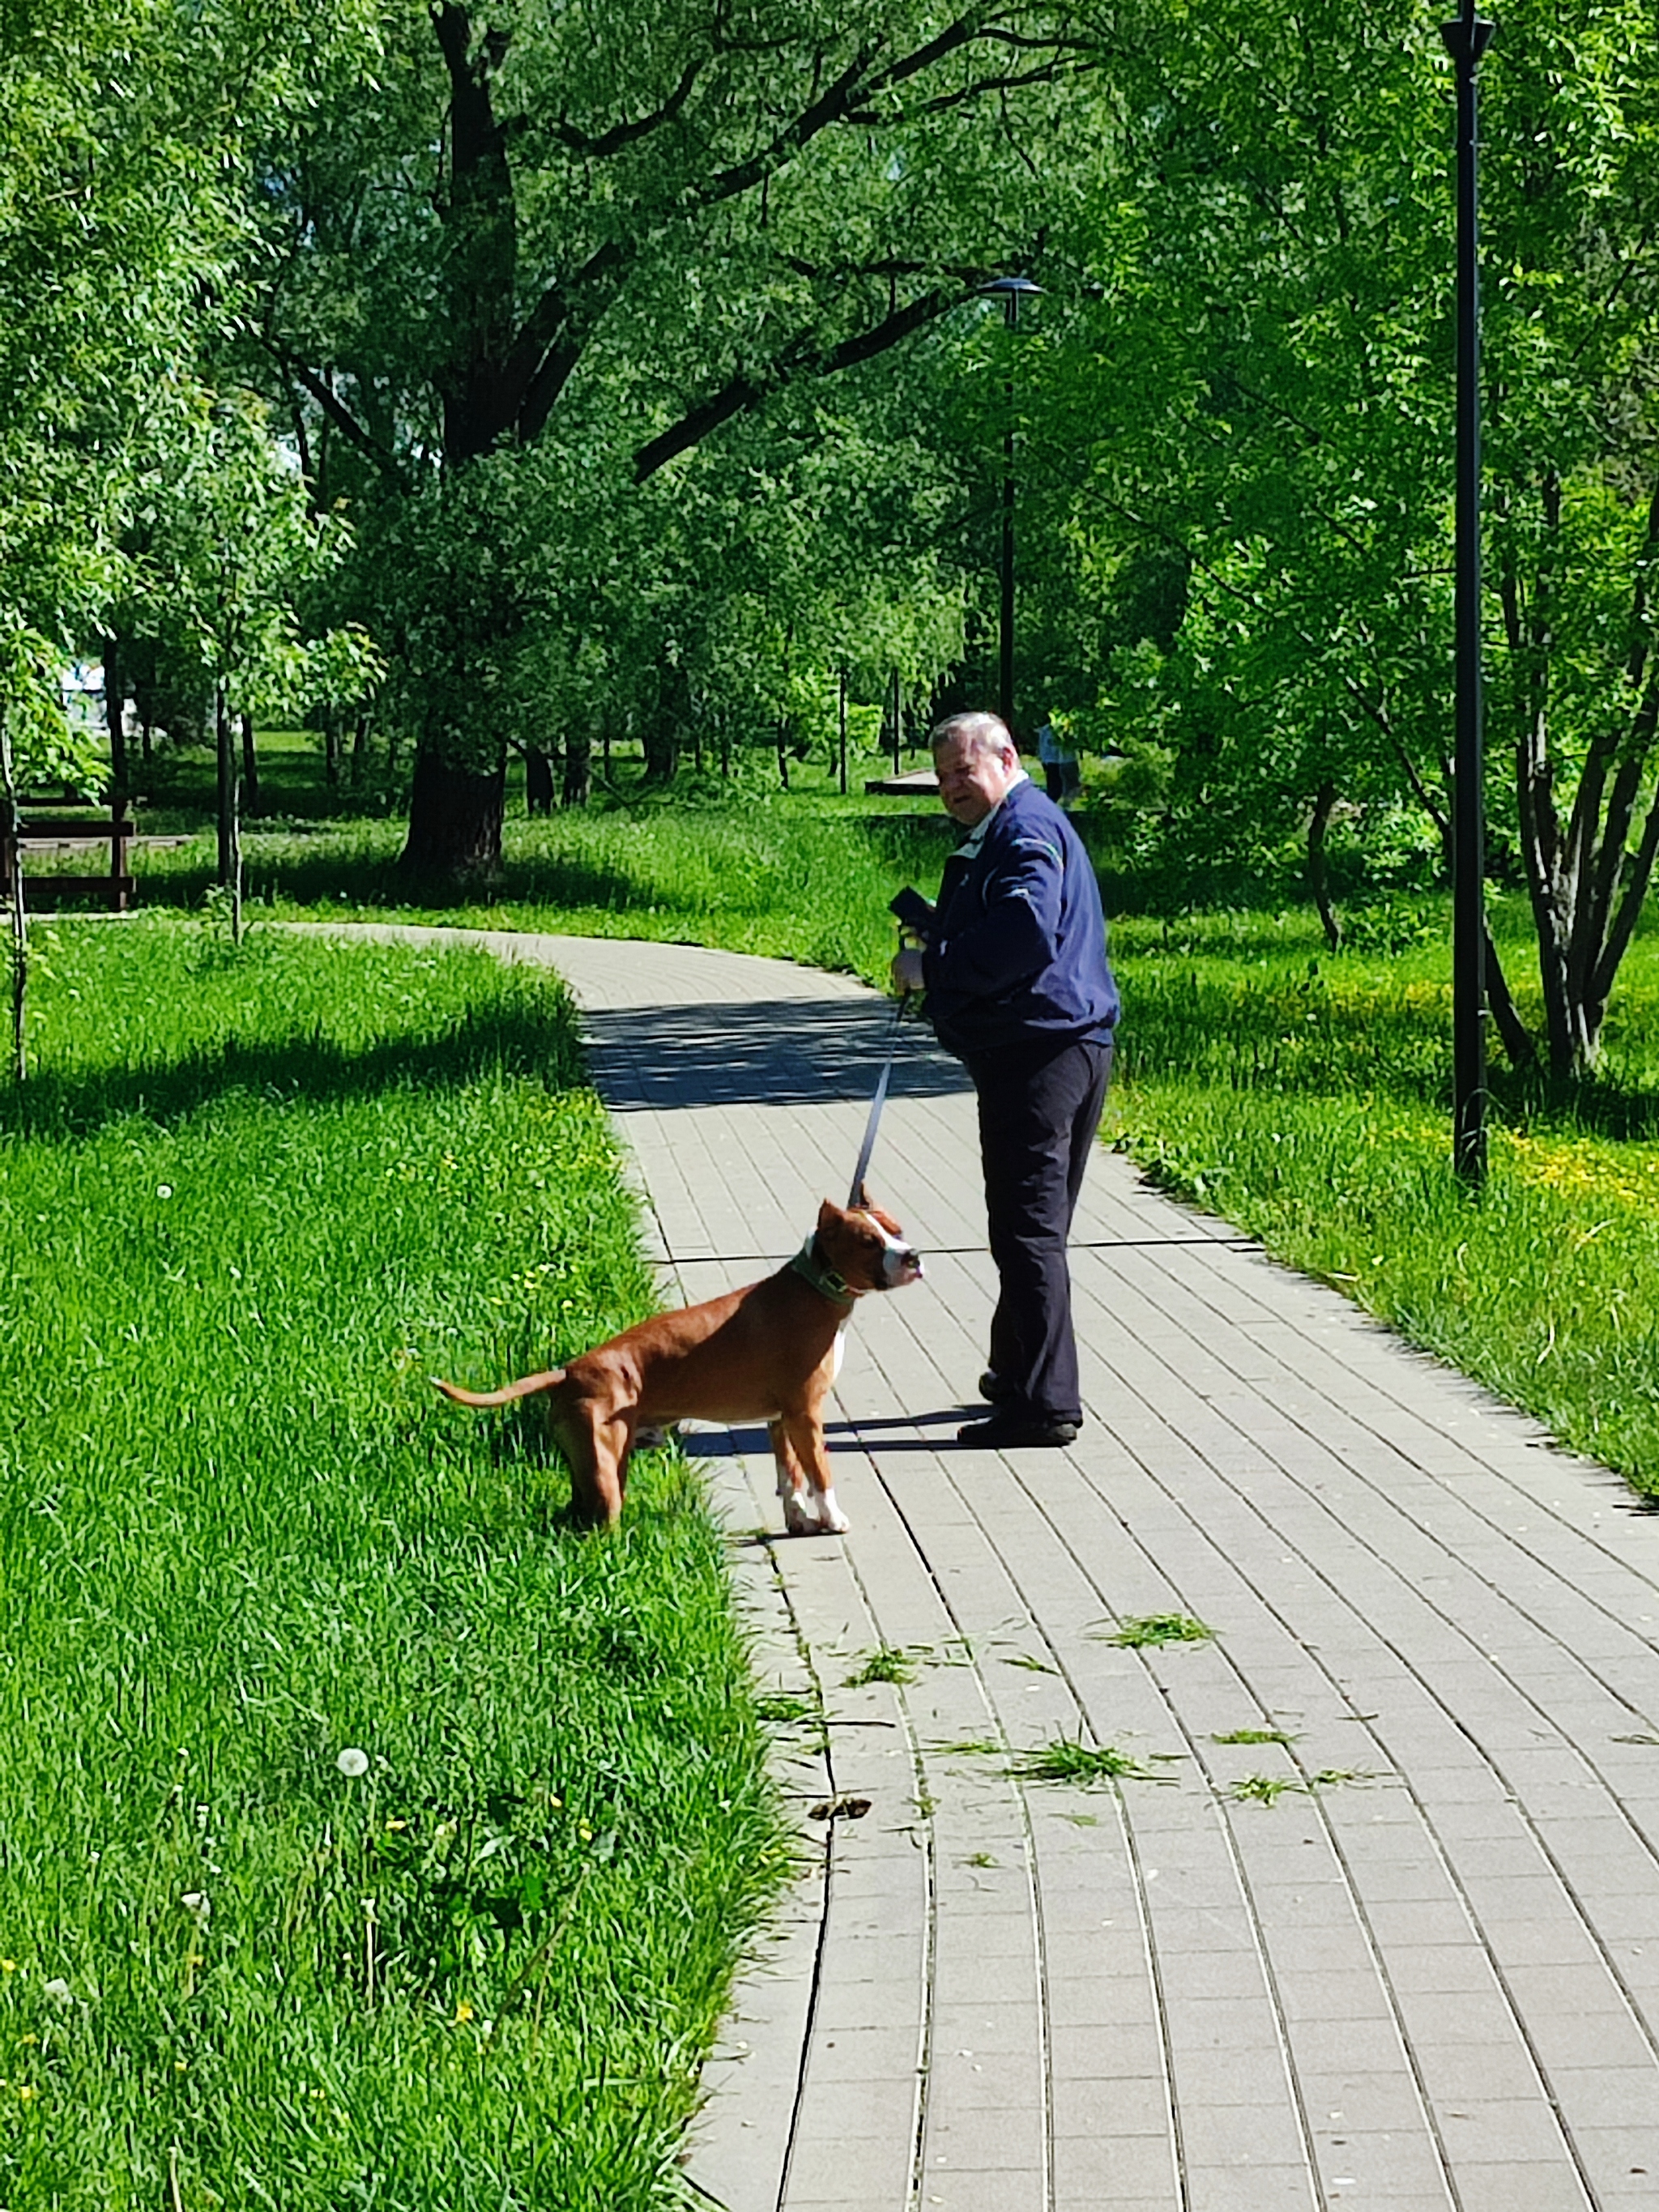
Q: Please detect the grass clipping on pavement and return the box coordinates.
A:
[0,919,787,2209]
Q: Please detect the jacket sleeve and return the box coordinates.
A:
[923,825,1064,1001]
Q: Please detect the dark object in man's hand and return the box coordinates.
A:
[889,886,934,932]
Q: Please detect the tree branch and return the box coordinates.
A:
[632,284,958,480]
[548,58,706,159]
[258,337,407,490]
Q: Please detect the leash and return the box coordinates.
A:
[847,987,912,1207]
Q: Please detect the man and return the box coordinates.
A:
[893,712,1118,1447]
[1036,714,1081,806]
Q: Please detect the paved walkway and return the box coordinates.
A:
[378,927,1659,2211]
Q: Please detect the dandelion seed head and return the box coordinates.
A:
[41,1980,70,2008]
[156,1185,173,1200]
[335,1747,369,1778]
[180,1893,210,1924]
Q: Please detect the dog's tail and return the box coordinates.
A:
[431,1370,565,1409]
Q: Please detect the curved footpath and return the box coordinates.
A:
[362,926,1659,2212]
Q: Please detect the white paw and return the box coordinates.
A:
[780,1494,816,1536]
[814,1490,850,1536]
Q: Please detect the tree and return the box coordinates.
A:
[1011,0,1659,1074]
[248,0,1102,874]
[0,2,236,731]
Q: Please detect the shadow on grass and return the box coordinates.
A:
[0,1002,584,1143]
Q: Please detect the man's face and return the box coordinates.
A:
[934,732,1018,826]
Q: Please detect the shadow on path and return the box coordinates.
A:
[578,998,972,1110]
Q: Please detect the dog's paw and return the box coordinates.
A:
[780,1496,817,1537]
[814,1490,850,1536]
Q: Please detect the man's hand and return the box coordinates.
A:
[891,948,925,995]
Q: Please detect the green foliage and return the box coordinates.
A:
[0,616,104,797]
[116,386,375,739]
[0,922,784,2206]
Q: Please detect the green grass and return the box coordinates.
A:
[0,919,786,2207]
[58,741,1659,1502]
[1224,1768,1371,1805]
[1107,903,1659,1497]
[1009,1740,1162,1786]
[72,737,952,991]
[842,1645,922,1688]
[1102,1614,1216,1649]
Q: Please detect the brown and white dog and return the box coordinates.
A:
[433,1192,923,1533]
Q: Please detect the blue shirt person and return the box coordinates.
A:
[893,713,1117,1446]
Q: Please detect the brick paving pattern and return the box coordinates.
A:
[361,927,1659,2212]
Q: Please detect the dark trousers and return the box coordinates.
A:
[970,1033,1113,1424]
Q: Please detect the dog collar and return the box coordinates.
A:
[788,1236,859,1309]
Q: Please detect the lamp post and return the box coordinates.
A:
[1441,1,1495,1184]
[979,275,1042,732]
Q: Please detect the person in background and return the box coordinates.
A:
[1036,714,1081,806]
[892,712,1118,1447]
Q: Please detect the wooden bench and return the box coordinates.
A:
[0,805,137,911]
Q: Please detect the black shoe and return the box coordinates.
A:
[957,1410,1080,1450]
[978,1369,1017,1404]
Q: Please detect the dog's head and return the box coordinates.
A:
[816,1190,924,1293]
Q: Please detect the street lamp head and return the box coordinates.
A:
[977,274,1043,327]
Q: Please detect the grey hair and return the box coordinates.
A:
[930,711,1016,760]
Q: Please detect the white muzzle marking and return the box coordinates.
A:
[864,1213,924,1288]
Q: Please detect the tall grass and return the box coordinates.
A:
[1111,904,1659,1498]
[0,919,786,2206]
[112,796,952,987]
[86,778,1659,1498]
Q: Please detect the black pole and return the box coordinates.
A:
[1000,292,1016,731]
[1441,2,1494,1184]
[978,276,1040,734]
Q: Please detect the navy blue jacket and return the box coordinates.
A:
[920,778,1118,1064]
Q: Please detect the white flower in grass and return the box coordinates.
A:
[335,1747,370,1779]
[156,1185,173,1200]
[42,1979,71,2008]
[180,1893,210,1924]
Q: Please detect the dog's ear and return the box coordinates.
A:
[817,1197,840,1228]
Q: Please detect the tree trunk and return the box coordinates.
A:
[641,718,677,782]
[523,744,554,815]
[104,638,128,795]
[776,719,790,790]
[241,712,260,816]
[324,706,341,786]
[215,685,237,886]
[352,707,371,785]
[641,669,684,786]
[561,728,591,808]
[399,745,506,880]
[1307,779,1341,951]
